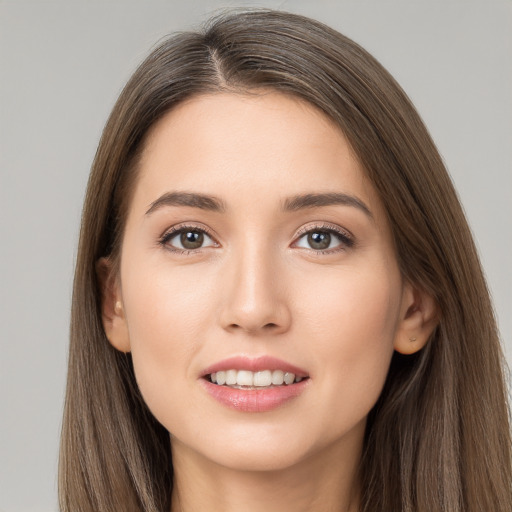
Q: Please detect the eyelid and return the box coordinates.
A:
[292,222,355,252]
[157,221,354,255]
[158,223,219,253]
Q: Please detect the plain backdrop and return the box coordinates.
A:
[1,1,511,510]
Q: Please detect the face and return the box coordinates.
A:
[104,91,419,472]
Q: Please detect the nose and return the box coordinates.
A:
[219,241,292,336]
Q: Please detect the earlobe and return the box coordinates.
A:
[96,257,131,353]
[394,282,438,355]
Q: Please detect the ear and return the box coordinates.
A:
[96,257,131,353]
[394,281,438,355]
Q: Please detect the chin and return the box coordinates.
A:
[177,420,349,474]
[204,443,311,473]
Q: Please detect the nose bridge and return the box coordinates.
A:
[220,233,290,334]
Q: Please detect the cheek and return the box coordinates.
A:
[120,263,216,423]
[297,264,400,415]
[299,262,401,342]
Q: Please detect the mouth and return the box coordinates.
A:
[200,356,310,412]
[206,369,307,389]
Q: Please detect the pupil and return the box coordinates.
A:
[308,231,330,250]
[181,231,203,249]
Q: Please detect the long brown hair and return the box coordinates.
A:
[59,9,511,511]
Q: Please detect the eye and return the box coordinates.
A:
[294,224,354,252]
[160,226,217,252]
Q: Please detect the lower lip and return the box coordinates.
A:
[200,378,309,412]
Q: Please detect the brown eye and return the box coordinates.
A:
[161,227,216,252]
[294,226,354,252]
[180,230,204,249]
[307,231,331,250]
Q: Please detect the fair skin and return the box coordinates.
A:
[100,91,436,512]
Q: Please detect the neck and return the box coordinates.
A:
[169,429,363,512]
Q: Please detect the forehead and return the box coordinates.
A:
[132,91,383,219]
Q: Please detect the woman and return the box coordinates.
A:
[59,9,511,512]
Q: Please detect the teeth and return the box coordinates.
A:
[237,370,253,386]
[209,369,305,387]
[253,370,272,387]
[225,369,237,385]
[271,370,284,385]
[284,372,295,385]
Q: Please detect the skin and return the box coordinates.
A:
[100,91,436,512]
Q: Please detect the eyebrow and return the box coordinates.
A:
[145,191,372,218]
[283,192,373,218]
[146,191,226,215]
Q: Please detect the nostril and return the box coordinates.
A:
[227,322,279,331]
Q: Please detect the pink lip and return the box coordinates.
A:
[200,356,310,413]
[201,355,309,378]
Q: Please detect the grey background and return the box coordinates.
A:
[1,1,510,510]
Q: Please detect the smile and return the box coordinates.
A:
[209,369,304,388]
[201,356,310,412]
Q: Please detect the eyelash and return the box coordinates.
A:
[294,222,354,254]
[158,223,217,255]
[158,222,354,256]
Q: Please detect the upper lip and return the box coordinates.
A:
[201,355,309,378]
